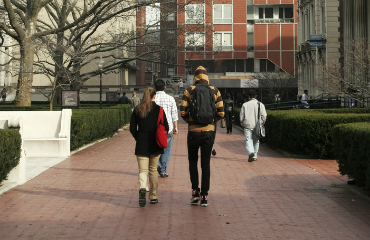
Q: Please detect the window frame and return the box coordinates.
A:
[213,32,233,52]
[167,12,175,21]
[185,32,205,52]
[279,6,294,19]
[185,4,205,24]
[213,4,233,24]
[167,67,175,76]
[258,7,274,19]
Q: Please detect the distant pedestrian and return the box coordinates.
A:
[236,93,244,107]
[1,88,6,102]
[240,89,267,162]
[180,66,224,207]
[223,92,234,134]
[119,92,130,104]
[130,87,169,207]
[131,91,140,111]
[117,92,121,102]
[154,79,178,178]
[166,80,170,85]
[301,90,309,108]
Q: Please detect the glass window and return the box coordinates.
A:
[167,67,174,76]
[147,62,152,71]
[185,4,204,24]
[185,32,205,51]
[260,59,267,72]
[245,59,254,72]
[167,12,175,21]
[265,8,273,18]
[213,32,233,51]
[167,30,176,41]
[267,60,275,72]
[213,5,232,24]
[259,8,264,19]
[225,60,235,72]
[236,59,244,72]
[279,8,284,19]
[285,7,293,18]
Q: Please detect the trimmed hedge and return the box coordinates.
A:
[263,110,370,158]
[70,105,131,150]
[0,129,21,183]
[331,122,370,188]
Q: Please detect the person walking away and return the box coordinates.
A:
[130,87,169,207]
[180,66,224,207]
[240,90,267,162]
[117,92,121,102]
[131,91,140,112]
[119,92,131,104]
[301,90,309,108]
[179,79,184,94]
[1,88,6,102]
[223,92,234,134]
[154,79,178,178]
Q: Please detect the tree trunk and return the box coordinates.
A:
[14,41,35,106]
[52,31,66,105]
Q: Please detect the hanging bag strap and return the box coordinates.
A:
[157,107,164,126]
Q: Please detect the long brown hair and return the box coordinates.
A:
[136,87,156,119]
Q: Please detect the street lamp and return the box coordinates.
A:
[97,57,105,109]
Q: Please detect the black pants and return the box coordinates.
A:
[225,111,233,132]
[187,131,215,196]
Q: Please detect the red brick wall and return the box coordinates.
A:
[282,52,295,75]
[233,0,246,23]
[254,25,267,51]
[268,52,281,67]
[268,25,280,50]
[281,25,294,50]
[233,25,247,51]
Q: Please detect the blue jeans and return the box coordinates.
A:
[158,132,173,174]
[244,128,260,158]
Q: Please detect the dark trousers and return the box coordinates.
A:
[187,131,214,196]
[225,111,233,132]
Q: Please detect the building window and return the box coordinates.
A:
[259,7,273,19]
[279,6,294,19]
[166,30,176,41]
[260,59,276,72]
[147,62,152,71]
[185,32,205,51]
[185,4,204,24]
[167,67,174,76]
[246,59,254,72]
[213,32,233,51]
[213,5,232,24]
[167,12,175,21]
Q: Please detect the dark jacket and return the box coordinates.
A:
[223,98,234,114]
[119,95,130,104]
[130,102,169,156]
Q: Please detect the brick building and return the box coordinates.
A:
[137,0,298,100]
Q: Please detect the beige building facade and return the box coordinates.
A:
[297,0,370,99]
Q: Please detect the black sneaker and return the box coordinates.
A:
[150,199,159,204]
[191,189,200,204]
[248,153,255,162]
[200,195,208,207]
[139,188,146,207]
[160,173,166,178]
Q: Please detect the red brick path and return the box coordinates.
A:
[1,118,370,239]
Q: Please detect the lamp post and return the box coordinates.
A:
[97,57,105,109]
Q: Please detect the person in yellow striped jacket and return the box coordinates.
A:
[180,66,224,207]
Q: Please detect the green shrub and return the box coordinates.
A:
[0,129,21,183]
[70,105,131,150]
[331,122,370,188]
[263,110,370,158]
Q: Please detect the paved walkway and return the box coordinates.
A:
[1,118,370,239]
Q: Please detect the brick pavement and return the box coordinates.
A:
[1,118,370,239]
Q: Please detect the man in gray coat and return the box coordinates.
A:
[240,89,267,162]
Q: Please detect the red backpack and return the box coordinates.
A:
[156,107,167,148]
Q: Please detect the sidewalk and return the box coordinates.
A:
[1,118,370,239]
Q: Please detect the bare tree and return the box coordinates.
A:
[0,0,163,106]
[315,37,370,107]
[256,71,298,103]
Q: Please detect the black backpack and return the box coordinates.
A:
[189,84,216,124]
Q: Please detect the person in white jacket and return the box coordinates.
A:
[240,90,267,162]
